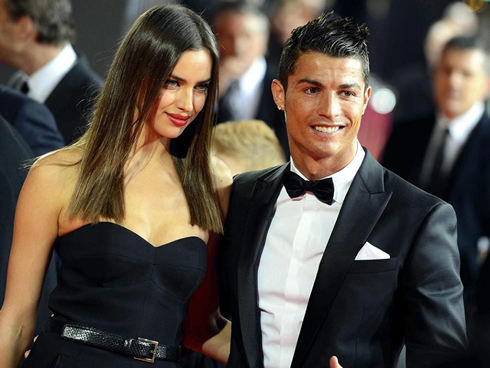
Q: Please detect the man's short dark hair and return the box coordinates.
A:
[442,35,490,74]
[278,12,370,91]
[5,0,75,45]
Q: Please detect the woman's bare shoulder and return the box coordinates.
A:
[33,147,83,168]
[211,156,233,219]
[211,156,233,189]
[27,147,83,192]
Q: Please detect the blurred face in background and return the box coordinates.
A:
[434,47,490,119]
[214,10,268,72]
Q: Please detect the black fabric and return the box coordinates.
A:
[283,171,334,205]
[23,222,207,367]
[0,85,64,155]
[46,316,181,362]
[220,149,468,368]
[20,80,29,94]
[383,110,490,303]
[426,128,450,197]
[8,53,103,144]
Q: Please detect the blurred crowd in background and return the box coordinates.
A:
[0,0,489,367]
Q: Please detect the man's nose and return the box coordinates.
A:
[318,94,341,119]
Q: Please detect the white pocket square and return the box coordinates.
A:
[355,241,390,260]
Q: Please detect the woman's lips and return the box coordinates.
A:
[166,113,190,127]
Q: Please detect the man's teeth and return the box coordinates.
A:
[313,126,340,133]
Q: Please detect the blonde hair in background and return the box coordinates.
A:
[212,120,286,175]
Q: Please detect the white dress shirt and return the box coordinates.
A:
[227,56,266,120]
[24,43,77,103]
[420,101,484,187]
[257,141,365,368]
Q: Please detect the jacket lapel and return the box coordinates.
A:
[291,151,393,368]
[237,164,288,367]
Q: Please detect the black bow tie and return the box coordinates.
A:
[283,170,334,205]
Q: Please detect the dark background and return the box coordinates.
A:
[1,0,489,102]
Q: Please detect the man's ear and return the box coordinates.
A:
[14,15,37,42]
[362,85,372,115]
[271,79,285,111]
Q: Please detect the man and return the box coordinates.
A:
[0,114,57,338]
[383,36,490,307]
[219,13,468,368]
[0,0,103,144]
[0,85,64,155]
[212,3,289,157]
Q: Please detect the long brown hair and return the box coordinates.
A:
[68,5,223,232]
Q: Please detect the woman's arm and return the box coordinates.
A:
[0,156,67,367]
[183,157,232,363]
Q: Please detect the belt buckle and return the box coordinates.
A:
[134,337,159,363]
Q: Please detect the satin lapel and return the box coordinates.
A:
[291,151,393,368]
[237,164,288,367]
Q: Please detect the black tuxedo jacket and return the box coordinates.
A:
[217,62,289,158]
[219,149,467,368]
[382,109,490,302]
[9,55,103,144]
[0,85,64,155]
[0,116,57,336]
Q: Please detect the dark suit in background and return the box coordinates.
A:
[217,63,288,158]
[219,150,467,368]
[9,55,103,144]
[0,115,57,337]
[0,86,64,156]
[383,110,490,303]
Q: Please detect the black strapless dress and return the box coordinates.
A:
[23,222,207,368]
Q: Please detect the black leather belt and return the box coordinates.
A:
[46,316,181,363]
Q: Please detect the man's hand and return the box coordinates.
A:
[330,356,343,368]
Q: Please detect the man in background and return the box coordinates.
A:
[0,85,64,156]
[383,36,490,315]
[0,0,102,144]
[212,3,288,157]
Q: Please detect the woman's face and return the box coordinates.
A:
[147,49,213,141]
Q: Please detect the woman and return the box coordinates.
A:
[0,5,231,367]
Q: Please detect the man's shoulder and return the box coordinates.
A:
[233,164,285,186]
[382,164,452,213]
[59,54,103,92]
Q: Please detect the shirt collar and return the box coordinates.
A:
[239,56,267,92]
[290,140,365,205]
[26,43,77,103]
[437,101,485,143]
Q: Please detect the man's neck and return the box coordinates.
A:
[291,149,357,181]
[18,43,65,75]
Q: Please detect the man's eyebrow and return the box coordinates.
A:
[339,83,362,90]
[296,78,324,87]
[168,74,212,84]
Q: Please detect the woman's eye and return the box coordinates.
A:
[195,84,210,93]
[164,80,179,88]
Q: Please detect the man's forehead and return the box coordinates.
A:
[291,53,364,81]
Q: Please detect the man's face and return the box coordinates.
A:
[434,47,489,119]
[272,52,370,177]
[0,0,18,64]
[214,11,267,70]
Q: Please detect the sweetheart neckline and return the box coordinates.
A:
[58,222,207,249]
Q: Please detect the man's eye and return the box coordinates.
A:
[341,91,355,97]
[304,87,319,94]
